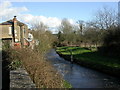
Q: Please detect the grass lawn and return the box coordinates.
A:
[56,46,120,77]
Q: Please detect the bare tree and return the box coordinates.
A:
[118,1,120,28]
[94,6,117,30]
[76,20,85,35]
[30,21,56,53]
[31,21,48,33]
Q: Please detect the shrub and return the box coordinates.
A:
[14,48,65,88]
[99,27,120,57]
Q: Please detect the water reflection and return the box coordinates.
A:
[46,49,120,88]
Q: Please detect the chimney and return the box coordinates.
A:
[13,16,17,43]
[13,16,17,22]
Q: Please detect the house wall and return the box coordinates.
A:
[24,25,28,39]
[14,21,28,44]
[23,25,28,44]
[0,18,29,48]
[0,25,13,39]
[14,25,21,42]
[19,25,28,46]
[20,25,24,46]
[0,24,28,40]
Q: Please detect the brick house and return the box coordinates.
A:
[0,16,29,48]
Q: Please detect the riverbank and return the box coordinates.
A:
[56,47,120,77]
[2,48,71,88]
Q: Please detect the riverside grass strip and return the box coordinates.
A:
[56,46,120,77]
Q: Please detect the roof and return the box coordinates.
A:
[0,19,27,26]
[0,20,13,25]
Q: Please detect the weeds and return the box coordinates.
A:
[10,48,65,88]
[8,60,22,70]
[2,30,72,88]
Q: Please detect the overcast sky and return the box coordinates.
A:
[0,1,118,33]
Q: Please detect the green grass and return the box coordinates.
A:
[56,46,120,76]
[8,60,22,70]
[63,80,72,88]
[57,47,92,55]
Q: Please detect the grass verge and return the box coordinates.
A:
[56,46,120,77]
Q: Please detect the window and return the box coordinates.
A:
[24,28,26,33]
[15,34,17,36]
[9,27,12,35]
[15,30,17,34]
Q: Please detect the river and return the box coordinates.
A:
[46,49,120,88]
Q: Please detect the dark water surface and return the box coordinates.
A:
[46,49,120,88]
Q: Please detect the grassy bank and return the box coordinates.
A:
[56,46,120,77]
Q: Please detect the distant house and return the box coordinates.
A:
[0,16,29,48]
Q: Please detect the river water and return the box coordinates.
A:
[46,49,120,88]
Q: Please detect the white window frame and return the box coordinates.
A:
[15,30,17,34]
[15,34,17,36]
[9,27,12,35]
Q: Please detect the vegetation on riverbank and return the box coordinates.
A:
[3,48,72,88]
[55,6,119,60]
[56,46,120,77]
[2,27,73,88]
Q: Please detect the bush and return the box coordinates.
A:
[98,27,120,58]
[2,40,11,50]
[2,29,71,88]
[32,30,56,53]
[14,48,65,88]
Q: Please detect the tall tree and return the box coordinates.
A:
[58,18,75,45]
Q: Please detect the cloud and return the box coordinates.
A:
[0,1,12,9]
[0,1,62,28]
[0,1,28,20]
[0,1,76,33]
[19,14,62,28]
[20,15,78,34]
